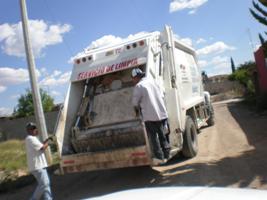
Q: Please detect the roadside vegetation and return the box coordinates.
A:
[0,140,28,191]
[228,61,256,96]
[228,61,267,110]
[0,140,27,172]
[0,138,59,192]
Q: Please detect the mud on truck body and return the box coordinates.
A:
[55,26,214,174]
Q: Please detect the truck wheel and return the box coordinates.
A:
[182,116,198,158]
[207,104,215,126]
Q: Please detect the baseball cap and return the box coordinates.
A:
[131,68,145,78]
[26,122,37,130]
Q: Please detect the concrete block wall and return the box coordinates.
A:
[204,80,244,95]
[0,111,59,140]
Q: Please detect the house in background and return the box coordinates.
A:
[254,46,267,95]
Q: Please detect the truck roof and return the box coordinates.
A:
[72,30,195,61]
[74,31,159,60]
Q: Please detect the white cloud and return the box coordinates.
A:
[209,56,229,67]
[0,66,42,93]
[0,67,29,85]
[0,107,12,117]
[174,34,193,47]
[39,71,71,86]
[198,60,208,68]
[51,90,61,96]
[188,9,197,15]
[196,38,206,44]
[69,32,148,63]
[180,37,193,46]
[0,23,14,41]
[169,0,208,13]
[200,56,229,68]
[0,86,7,93]
[200,56,231,76]
[52,70,62,77]
[87,35,123,50]
[0,20,71,57]
[40,67,48,75]
[196,41,236,56]
[10,94,20,99]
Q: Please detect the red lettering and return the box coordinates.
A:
[77,58,140,80]
[115,63,119,70]
[78,72,83,80]
[121,61,127,68]
[126,60,131,67]
[105,64,114,73]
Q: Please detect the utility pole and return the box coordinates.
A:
[20,0,52,164]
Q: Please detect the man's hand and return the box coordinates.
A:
[44,136,53,144]
[40,136,54,151]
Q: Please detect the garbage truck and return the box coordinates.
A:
[55,25,215,174]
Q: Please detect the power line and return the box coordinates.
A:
[247,28,255,52]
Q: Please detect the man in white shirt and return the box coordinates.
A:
[131,68,170,162]
[25,122,53,200]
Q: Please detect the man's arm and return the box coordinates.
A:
[155,81,165,99]
[40,139,49,151]
[40,137,53,151]
[132,86,142,117]
[29,136,52,151]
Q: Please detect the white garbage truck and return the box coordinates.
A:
[55,25,215,174]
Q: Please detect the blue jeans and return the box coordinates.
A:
[30,168,53,200]
[145,119,170,159]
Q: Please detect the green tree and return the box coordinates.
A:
[13,89,55,117]
[230,57,236,73]
[201,71,208,84]
[259,33,265,45]
[250,0,267,26]
[228,61,256,95]
[250,1,267,56]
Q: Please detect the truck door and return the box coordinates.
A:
[160,25,183,150]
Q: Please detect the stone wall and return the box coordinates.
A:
[204,79,244,95]
[0,111,59,140]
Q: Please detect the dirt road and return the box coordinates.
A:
[1,101,267,199]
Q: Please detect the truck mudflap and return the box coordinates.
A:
[60,146,151,173]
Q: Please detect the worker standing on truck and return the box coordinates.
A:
[131,68,170,162]
[25,122,53,200]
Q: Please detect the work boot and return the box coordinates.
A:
[152,158,166,166]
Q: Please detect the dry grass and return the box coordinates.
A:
[0,140,27,172]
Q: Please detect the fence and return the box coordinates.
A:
[0,111,59,140]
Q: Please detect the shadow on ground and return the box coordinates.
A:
[155,102,267,188]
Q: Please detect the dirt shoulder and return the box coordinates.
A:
[1,101,267,199]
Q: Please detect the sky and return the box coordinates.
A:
[0,0,266,116]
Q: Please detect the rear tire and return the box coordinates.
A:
[182,116,198,158]
[207,104,215,126]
